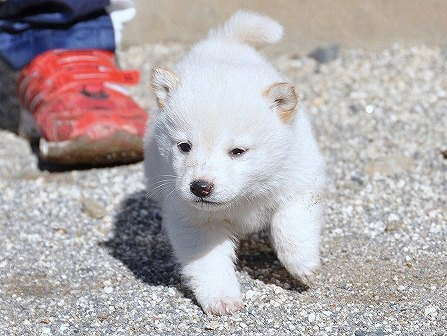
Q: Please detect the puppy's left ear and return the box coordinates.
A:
[263,82,298,123]
[151,68,180,108]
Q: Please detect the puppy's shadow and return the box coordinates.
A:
[238,233,309,291]
[103,190,183,289]
[104,190,307,295]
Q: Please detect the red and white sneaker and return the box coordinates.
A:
[17,49,148,165]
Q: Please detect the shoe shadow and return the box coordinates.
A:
[104,190,308,298]
[0,59,21,133]
[36,158,143,173]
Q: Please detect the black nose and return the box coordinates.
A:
[190,180,214,198]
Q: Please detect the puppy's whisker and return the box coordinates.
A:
[146,179,176,187]
[168,190,181,212]
[163,187,180,210]
[242,194,254,208]
[146,181,176,199]
[146,181,174,194]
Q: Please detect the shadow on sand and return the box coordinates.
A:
[0,60,21,133]
[104,190,308,298]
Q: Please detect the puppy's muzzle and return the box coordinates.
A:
[190,180,214,198]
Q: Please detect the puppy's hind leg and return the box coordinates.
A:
[270,195,324,285]
[164,214,242,315]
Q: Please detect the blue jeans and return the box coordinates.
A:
[0,0,115,69]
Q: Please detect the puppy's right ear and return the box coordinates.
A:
[151,68,180,108]
[263,82,298,123]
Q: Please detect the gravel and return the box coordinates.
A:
[1,44,446,335]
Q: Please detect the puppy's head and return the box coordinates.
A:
[150,67,298,211]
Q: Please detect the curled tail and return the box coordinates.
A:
[208,10,283,46]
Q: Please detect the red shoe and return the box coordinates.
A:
[17,49,148,165]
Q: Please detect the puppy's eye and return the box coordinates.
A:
[178,142,192,153]
[229,148,247,156]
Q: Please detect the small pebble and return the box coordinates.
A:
[205,321,220,330]
[387,213,399,222]
[80,197,106,219]
[424,306,438,317]
[104,287,114,294]
[308,44,340,63]
[245,289,257,300]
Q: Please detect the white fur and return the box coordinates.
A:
[208,10,283,45]
[144,10,326,315]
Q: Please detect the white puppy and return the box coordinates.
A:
[144,10,326,315]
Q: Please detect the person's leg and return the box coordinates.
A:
[0,0,148,166]
[0,0,115,69]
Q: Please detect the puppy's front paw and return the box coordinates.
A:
[201,296,243,315]
[284,255,321,286]
[294,267,318,286]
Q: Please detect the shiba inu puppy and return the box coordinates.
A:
[144,10,326,315]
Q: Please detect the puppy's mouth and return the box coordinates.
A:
[195,199,222,205]
[192,198,229,210]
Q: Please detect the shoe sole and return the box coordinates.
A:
[39,130,144,165]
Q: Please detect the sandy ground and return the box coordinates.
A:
[0,44,446,335]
